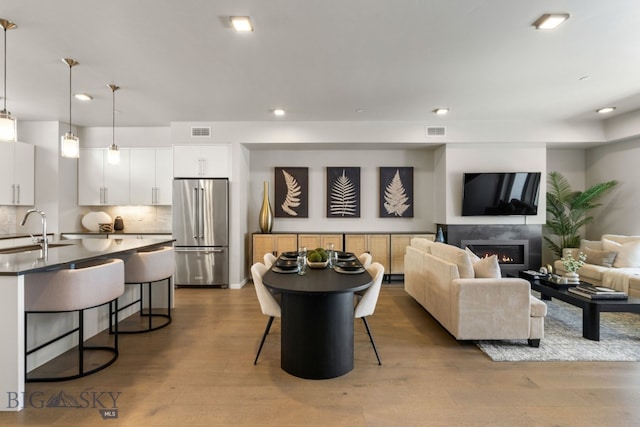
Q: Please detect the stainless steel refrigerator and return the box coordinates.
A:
[172,178,229,287]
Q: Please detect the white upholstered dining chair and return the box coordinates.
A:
[251,262,281,364]
[263,252,277,269]
[354,261,384,365]
[357,252,372,269]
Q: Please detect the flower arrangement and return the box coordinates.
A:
[561,251,587,273]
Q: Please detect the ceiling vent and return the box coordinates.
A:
[426,126,446,137]
[191,127,211,137]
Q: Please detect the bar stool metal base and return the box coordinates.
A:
[111,277,172,334]
[25,300,120,383]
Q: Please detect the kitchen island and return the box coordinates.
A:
[0,237,174,411]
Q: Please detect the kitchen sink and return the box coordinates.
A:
[0,243,73,255]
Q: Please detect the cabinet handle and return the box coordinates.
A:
[100,187,104,204]
[104,187,108,204]
[16,184,20,204]
[11,184,15,204]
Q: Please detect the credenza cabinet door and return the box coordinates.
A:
[252,234,298,265]
[344,234,390,272]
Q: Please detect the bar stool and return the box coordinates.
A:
[24,258,125,382]
[112,246,176,333]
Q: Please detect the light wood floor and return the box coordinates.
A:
[3,283,640,426]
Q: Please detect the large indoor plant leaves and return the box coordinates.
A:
[544,171,618,259]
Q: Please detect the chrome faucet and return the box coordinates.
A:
[21,208,48,257]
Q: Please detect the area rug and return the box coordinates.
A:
[475,295,640,362]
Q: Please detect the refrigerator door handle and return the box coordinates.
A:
[199,187,205,240]
[193,186,199,239]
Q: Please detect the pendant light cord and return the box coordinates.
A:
[3,25,7,112]
[68,62,72,134]
[112,87,115,146]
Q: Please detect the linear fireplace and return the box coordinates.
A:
[438,224,542,276]
[461,239,528,272]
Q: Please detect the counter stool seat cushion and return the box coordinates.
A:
[25,258,125,382]
[113,246,175,333]
[25,258,125,312]
[124,246,176,284]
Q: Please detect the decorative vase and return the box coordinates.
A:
[435,226,445,243]
[258,181,274,233]
[564,271,580,284]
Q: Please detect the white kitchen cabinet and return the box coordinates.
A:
[78,148,130,205]
[0,141,35,206]
[130,148,173,205]
[173,144,230,178]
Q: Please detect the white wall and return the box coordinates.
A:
[248,148,436,234]
[78,126,171,148]
[585,137,640,238]
[437,143,547,225]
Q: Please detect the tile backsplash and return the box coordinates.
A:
[0,206,17,234]
[78,205,172,232]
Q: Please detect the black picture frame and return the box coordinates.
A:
[326,167,360,218]
[379,167,413,218]
[274,167,308,218]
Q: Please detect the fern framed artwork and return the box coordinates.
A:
[274,167,308,218]
[379,167,413,218]
[326,167,360,218]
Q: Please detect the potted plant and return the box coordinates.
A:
[544,171,618,259]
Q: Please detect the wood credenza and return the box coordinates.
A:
[252,232,435,278]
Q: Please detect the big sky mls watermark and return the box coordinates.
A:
[6,390,121,419]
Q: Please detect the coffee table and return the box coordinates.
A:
[519,271,640,341]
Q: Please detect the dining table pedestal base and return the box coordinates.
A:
[281,292,354,379]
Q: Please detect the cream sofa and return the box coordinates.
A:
[554,234,640,298]
[404,238,546,347]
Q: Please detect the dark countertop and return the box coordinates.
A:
[61,231,172,236]
[0,233,55,241]
[0,238,175,276]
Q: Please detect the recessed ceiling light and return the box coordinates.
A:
[532,13,570,30]
[596,107,616,114]
[230,16,253,32]
[74,93,93,101]
[273,108,285,117]
[355,108,364,113]
[432,108,449,115]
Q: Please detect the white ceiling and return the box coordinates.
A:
[2,0,640,128]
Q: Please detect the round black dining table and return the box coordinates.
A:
[262,260,372,379]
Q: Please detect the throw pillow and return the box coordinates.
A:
[584,247,617,268]
[471,254,501,279]
[602,238,640,268]
[465,247,481,263]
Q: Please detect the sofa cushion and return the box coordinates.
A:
[584,247,617,268]
[472,255,501,278]
[603,238,640,268]
[580,239,603,252]
[602,234,640,245]
[430,243,474,279]
[410,237,434,254]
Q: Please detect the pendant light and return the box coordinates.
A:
[61,58,80,158]
[0,19,17,142]
[107,84,120,165]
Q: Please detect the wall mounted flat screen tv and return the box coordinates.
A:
[462,172,541,216]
